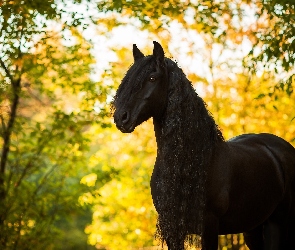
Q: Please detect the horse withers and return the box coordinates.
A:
[113,41,295,250]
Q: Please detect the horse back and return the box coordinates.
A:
[228,133,295,189]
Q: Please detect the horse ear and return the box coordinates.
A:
[133,44,144,62]
[153,41,165,67]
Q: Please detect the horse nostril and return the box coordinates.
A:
[121,111,129,124]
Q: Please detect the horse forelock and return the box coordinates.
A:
[155,59,224,248]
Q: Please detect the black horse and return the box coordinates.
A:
[113,41,295,250]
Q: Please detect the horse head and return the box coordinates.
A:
[113,41,169,133]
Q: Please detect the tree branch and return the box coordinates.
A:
[0,78,21,201]
[0,114,6,136]
[0,58,13,83]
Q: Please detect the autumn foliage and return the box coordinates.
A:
[0,0,295,249]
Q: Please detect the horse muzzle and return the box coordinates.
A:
[114,110,135,133]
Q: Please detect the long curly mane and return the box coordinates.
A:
[154,59,224,248]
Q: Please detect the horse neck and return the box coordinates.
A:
[153,71,223,163]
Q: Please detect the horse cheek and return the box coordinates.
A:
[151,87,168,119]
[143,84,165,119]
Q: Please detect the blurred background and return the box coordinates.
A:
[0,0,294,249]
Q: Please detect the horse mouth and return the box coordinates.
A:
[116,123,135,133]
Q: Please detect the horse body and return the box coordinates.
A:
[113,41,295,249]
[152,112,295,249]
[216,134,291,231]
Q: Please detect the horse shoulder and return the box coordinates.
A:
[206,142,231,217]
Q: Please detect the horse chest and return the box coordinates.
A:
[150,161,166,210]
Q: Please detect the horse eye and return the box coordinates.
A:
[149,76,156,82]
